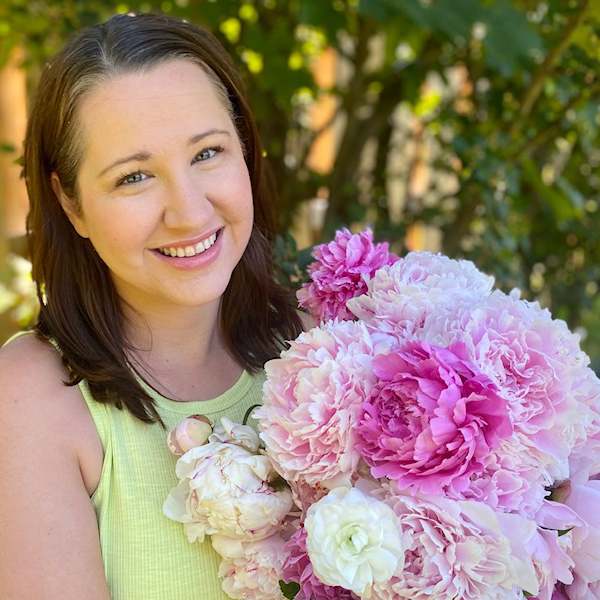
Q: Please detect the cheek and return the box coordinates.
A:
[225,168,254,226]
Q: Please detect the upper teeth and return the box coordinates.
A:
[158,233,217,257]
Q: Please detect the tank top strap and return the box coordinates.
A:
[2,329,34,346]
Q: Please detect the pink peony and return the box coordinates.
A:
[256,319,393,488]
[373,483,539,600]
[561,480,600,599]
[281,528,359,600]
[356,340,513,495]
[217,536,287,600]
[567,369,600,485]
[444,434,549,516]
[288,478,330,520]
[347,251,494,339]
[527,501,582,600]
[421,290,595,485]
[551,587,570,600]
[296,228,397,322]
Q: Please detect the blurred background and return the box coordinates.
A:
[0,0,598,371]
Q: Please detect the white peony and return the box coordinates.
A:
[209,416,261,453]
[304,486,404,597]
[217,535,287,600]
[163,441,292,544]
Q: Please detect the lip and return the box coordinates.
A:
[155,227,222,250]
[151,228,223,270]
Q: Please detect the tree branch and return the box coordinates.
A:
[509,0,590,137]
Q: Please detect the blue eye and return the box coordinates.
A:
[194,146,223,162]
[117,171,147,186]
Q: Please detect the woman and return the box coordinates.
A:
[0,13,303,599]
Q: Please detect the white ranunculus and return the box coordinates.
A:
[163,441,292,544]
[304,486,404,597]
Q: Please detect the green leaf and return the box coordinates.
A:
[0,142,16,153]
[556,176,586,216]
[520,156,583,222]
[279,580,300,599]
[297,0,347,38]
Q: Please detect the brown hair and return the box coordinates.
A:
[24,12,302,423]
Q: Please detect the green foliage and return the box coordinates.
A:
[0,254,38,328]
[279,579,300,599]
[3,0,600,369]
[273,232,314,292]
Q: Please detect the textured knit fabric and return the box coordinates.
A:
[78,370,266,600]
[4,332,267,598]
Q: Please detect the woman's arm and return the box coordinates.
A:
[0,336,111,600]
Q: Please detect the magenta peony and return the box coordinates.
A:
[256,319,394,488]
[421,291,599,494]
[281,528,359,600]
[356,340,513,495]
[296,228,397,322]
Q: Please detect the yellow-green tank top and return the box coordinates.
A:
[81,370,266,600]
[3,331,267,600]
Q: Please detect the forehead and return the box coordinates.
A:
[76,59,234,161]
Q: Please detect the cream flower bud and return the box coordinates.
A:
[167,414,213,456]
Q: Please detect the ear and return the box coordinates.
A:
[51,173,89,238]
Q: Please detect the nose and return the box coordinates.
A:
[162,170,214,230]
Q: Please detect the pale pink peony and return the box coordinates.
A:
[551,587,570,600]
[561,480,600,599]
[443,434,549,516]
[527,501,582,600]
[256,319,394,488]
[374,483,539,600]
[296,228,397,322]
[288,478,330,520]
[281,528,359,600]
[356,340,513,495]
[347,251,494,339]
[567,369,600,485]
[217,535,287,600]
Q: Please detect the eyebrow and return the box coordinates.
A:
[98,128,232,177]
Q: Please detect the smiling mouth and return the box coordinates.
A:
[157,231,218,257]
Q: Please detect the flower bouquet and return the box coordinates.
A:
[165,229,600,600]
[163,415,294,598]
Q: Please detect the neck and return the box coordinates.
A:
[121,300,242,402]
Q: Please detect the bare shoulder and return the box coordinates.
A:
[0,332,67,389]
[0,332,102,488]
[0,333,85,431]
[0,333,110,598]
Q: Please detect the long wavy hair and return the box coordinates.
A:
[23,12,302,423]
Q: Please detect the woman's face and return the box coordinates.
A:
[66,59,253,316]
